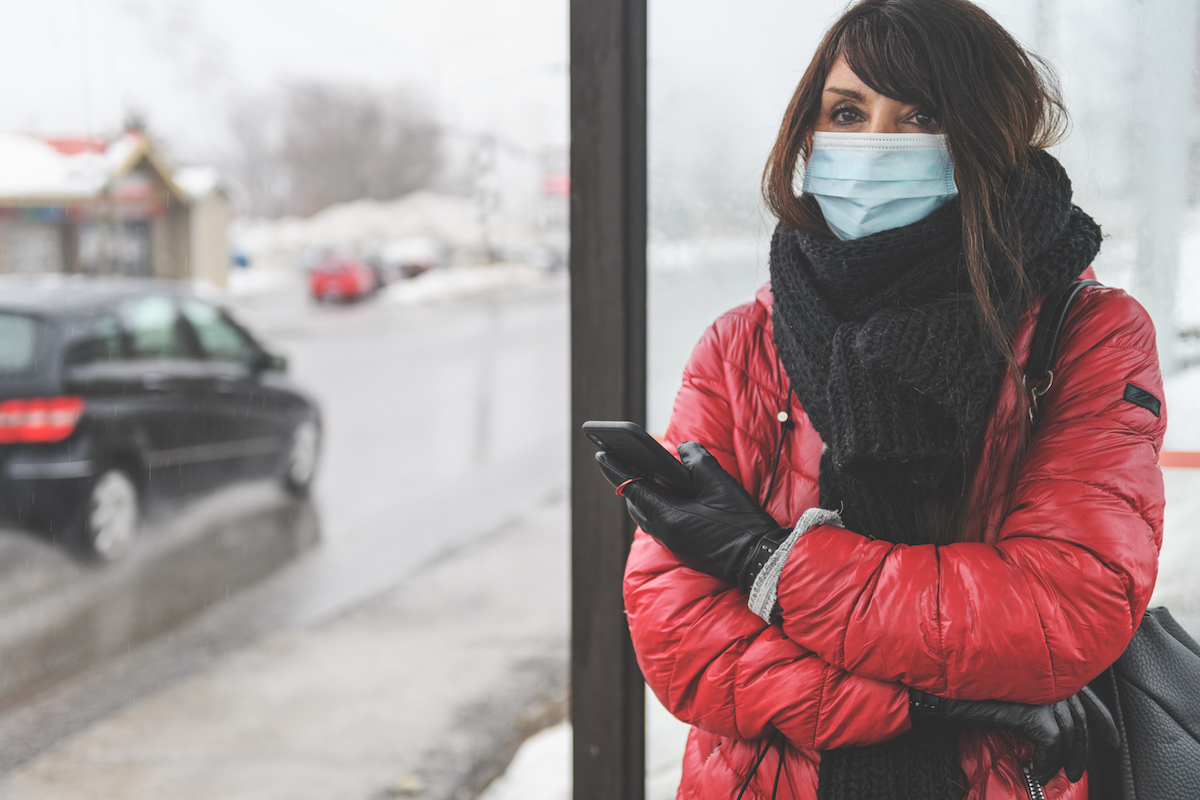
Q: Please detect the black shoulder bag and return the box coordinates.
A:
[1027,279,1200,800]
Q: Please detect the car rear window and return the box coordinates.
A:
[0,313,41,378]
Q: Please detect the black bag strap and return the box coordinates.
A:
[1025,279,1101,421]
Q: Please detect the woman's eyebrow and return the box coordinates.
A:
[824,87,866,101]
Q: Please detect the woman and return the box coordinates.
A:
[598,0,1166,798]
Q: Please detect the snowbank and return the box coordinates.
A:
[1153,468,1200,614]
[211,259,558,308]
[381,262,554,305]
[224,267,301,298]
[1177,222,1200,331]
[474,689,691,800]
[231,190,546,274]
[476,723,570,800]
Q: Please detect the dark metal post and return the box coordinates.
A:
[569,0,647,798]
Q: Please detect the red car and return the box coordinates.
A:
[309,257,378,303]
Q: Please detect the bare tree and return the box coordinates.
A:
[226,82,443,218]
[226,96,291,218]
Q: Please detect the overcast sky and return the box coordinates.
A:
[0,0,568,163]
[0,0,1182,236]
[0,0,1049,160]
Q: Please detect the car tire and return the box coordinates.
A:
[283,419,320,497]
[70,468,140,562]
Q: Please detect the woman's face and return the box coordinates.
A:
[815,57,943,134]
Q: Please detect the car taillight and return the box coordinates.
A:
[0,396,85,443]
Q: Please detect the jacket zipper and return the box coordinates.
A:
[1022,763,1046,800]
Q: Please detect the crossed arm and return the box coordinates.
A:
[623,290,1165,744]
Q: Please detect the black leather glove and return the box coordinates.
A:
[909,686,1119,785]
[595,440,791,591]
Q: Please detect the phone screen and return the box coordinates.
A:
[582,420,695,497]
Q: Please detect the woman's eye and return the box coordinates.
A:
[910,112,939,130]
[831,105,861,125]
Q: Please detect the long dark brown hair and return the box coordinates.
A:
[764,0,1067,543]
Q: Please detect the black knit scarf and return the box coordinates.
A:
[769,152,1101,800]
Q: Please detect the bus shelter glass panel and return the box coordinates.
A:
[646,0,1199,794]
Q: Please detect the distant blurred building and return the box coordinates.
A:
[0,131,230,286]
[537,145,568,257]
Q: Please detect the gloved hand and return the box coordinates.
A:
[595,440,791,591]
[909,686,1119,785]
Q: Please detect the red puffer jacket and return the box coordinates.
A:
[624,281,1166,799]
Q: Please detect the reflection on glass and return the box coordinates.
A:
[649,0,1200,431]
[647,0,1198,795]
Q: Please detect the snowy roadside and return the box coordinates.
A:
[381,262,558,306]
[1150,369,1200,624]
[230,190,548,274]
[217,261,560,304]
[476,690,688,800]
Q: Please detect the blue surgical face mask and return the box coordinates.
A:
[800,132,958,240]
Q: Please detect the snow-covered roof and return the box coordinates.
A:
[0,133,107,200]
[173,166,224,200]
[0,130,198,204]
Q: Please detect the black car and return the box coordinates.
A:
[0,276,321,561]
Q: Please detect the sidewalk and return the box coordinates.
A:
[0,500,570,800]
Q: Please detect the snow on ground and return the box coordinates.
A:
[1164,369,1200,451]
[232,190,546,274]
[1154,366,1200,615]
[216,260,558,307]
[475,689,688,800]
[223,267,301,298]
[647,688,691,800]
[477,723,570,800]
[381,262,554,306]
[1175,222,1200,332]
[1152,468,1200,615]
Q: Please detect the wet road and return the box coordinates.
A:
[244,278,570,619]
[0,276,569,772]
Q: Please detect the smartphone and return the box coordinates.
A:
[582,420,695,497]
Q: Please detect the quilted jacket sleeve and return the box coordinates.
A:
[624,313,911,749]
[773,288,1166,703]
